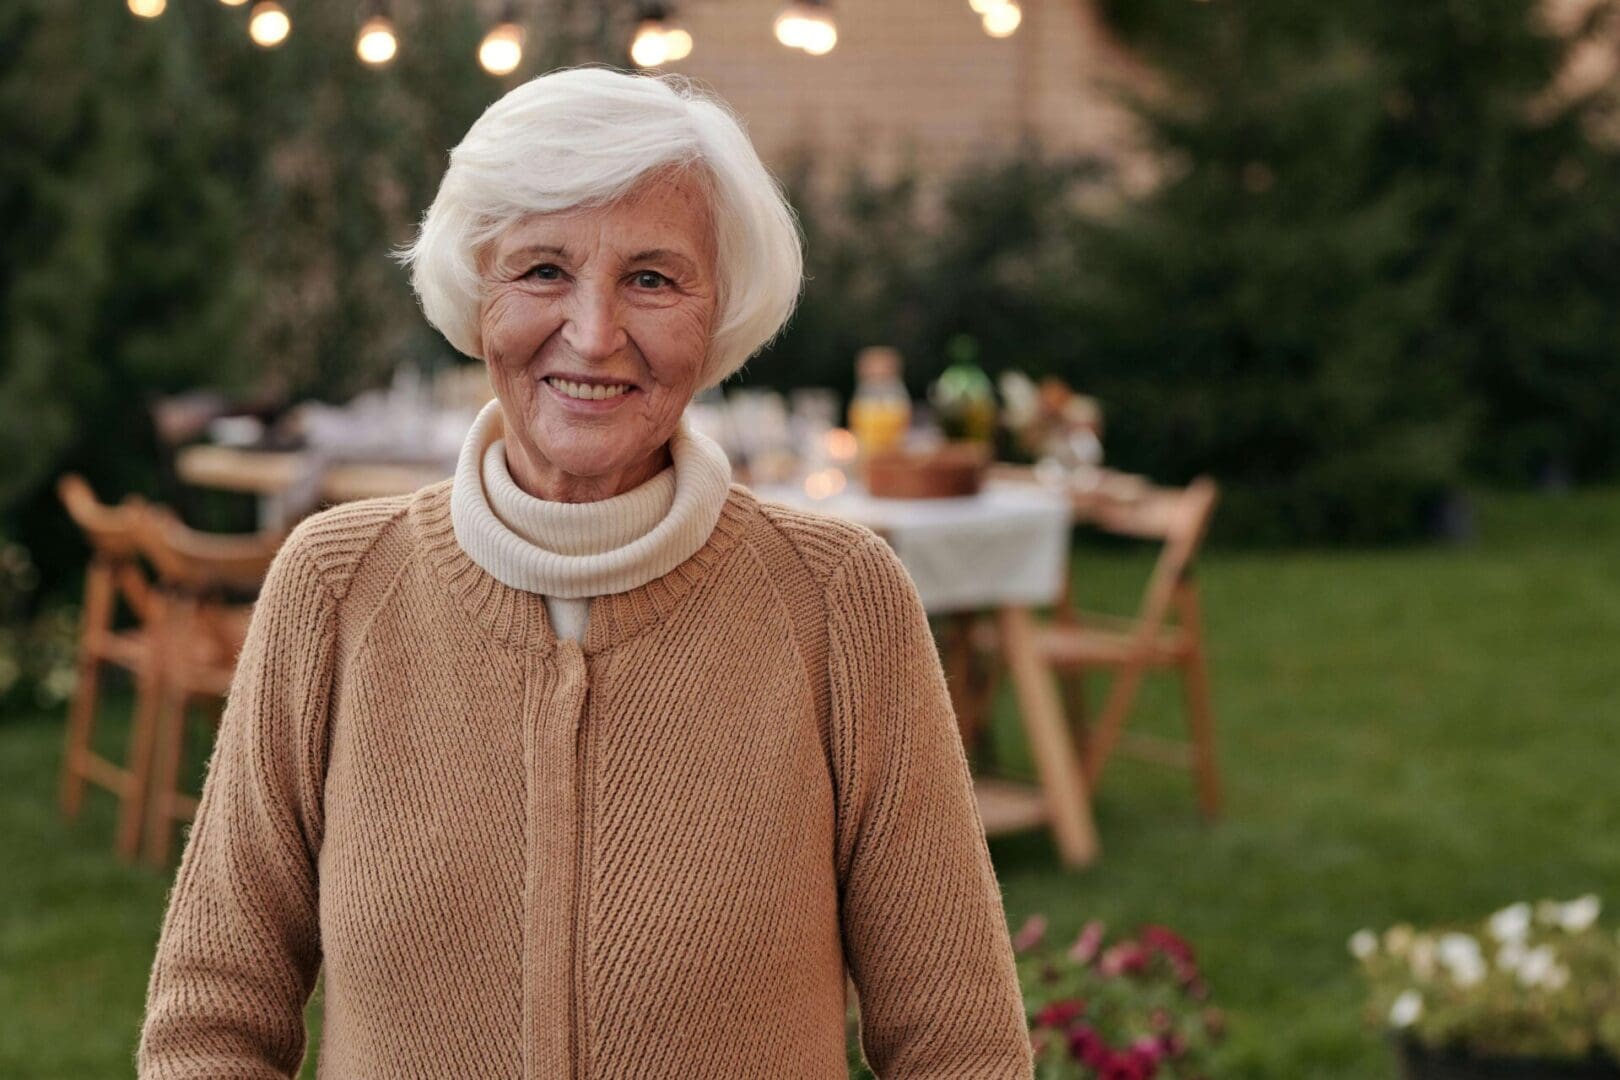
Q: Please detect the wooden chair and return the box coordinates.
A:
[1041,477,1223,818]
[965,472,1218,819]
[56,475,166,860]
[129,502,282,866]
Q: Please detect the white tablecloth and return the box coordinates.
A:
[752,481,1072,613]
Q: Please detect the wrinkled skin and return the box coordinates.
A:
[475,165,719,503]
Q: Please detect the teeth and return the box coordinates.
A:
[546,377,631,401]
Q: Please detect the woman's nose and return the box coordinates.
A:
[560,279,627,361]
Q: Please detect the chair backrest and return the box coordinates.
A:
[1089,477,1219,641]
[128,502,285,597]
[57,473,158,625]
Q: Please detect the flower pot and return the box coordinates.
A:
[1395,1037,1620,1080]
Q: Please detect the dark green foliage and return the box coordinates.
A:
[1085,0,1620,530]
[755,143,1107,406]
[0,0,254,587]
[0,0,567,599]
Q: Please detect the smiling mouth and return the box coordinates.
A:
[542,375,636,401]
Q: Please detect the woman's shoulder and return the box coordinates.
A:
[742,485,895,591]
[275,485,425,602]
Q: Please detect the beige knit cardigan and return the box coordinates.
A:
[136,476,1034,1079]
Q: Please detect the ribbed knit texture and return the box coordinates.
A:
[136,477,1034,1079]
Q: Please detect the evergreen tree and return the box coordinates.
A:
[0,0,252,586]
[1082,0,1620,538]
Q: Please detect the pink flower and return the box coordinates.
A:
[1100,1052,1156,1080]
[1099,941,1150,977]
[1069,919,1107,965]
[1129,1036,1166,1064]
[1066,1025,1111,1070]
[1013,913,1048,954]
[1140,924,1195,965]
[1034,998,1087,1029]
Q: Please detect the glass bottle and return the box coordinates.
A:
[847,346,911,458]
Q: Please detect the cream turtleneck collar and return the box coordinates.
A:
[448,398,733,640]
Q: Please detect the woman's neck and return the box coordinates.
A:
[503,438,674,503]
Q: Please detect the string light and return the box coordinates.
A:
[774,0,836,56]
[479,2,525,76]
[128,0,166,17]
[217,0,248,7]
[356,1,398,67]
[629,4,694,68]
[248,2,291,47]
[982,0,1021,37]
[665,25,693,61]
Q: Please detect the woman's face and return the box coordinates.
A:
[476,166,719,502]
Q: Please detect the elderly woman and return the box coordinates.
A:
[138,66,1031,1079]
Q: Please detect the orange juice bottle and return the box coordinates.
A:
[848,346,911,458]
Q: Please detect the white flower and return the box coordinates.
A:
[1436,933,1486,988]
[1557,895,1601,933]
[1349,929,1379,960]
[1390,989,1424,1028]
[1409,936,1437,980]
[1517,944,1558,988]
[1384,924,1415,956]
[1438,933,1481,966]
[1450,952,1488,988]
[1489,902,1532,943]
[1497,940,1528,973]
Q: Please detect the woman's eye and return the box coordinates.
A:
[632,270,671,289]
[525,264,563,282]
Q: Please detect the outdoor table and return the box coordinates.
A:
[753,479,1101,867]
[175,444,451,530]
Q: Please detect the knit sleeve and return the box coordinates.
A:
[137,529,336,1080]
[825,535,1034,1079]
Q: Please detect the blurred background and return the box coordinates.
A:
[4,0,1620,1077]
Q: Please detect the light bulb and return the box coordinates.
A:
[356,15,398,65]
[982,0,1021,37]
[774,10,810,49]
[479,22,524,76]
[800,15,837,55]
[664,27,693,61]
[630,21,670,67]
[128,0,166,16]
[968,0,998,12]
[249,2,291,47]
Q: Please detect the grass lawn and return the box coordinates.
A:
[3,487,1618,1077]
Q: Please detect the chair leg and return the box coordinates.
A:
[1083,662,1148,787]
[59,564,115,820]
[1176,587,1221,820]
[115,653,165,861]
[143,684,189,868]
[971,628,1004,773]
[1059,664,1090,761]
[59,651,102,821]
[942,612,981,748]
[997,606,1100,867]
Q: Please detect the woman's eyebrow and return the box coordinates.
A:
[508,243,568,260]
[627,248,695,269]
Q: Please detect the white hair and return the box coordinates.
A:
[394,65,804,389]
